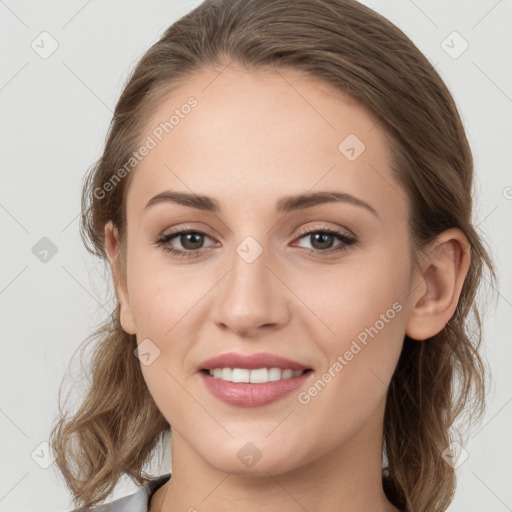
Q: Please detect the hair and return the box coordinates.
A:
[50,0,497,510]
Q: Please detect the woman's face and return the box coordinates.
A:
[111,65,418,475]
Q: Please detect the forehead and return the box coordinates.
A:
[126,65,407,222]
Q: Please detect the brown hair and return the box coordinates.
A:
[50,0,496,510]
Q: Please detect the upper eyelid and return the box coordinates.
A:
[161,226,351,237]
[295,224,355,238]
[161,221,354,238]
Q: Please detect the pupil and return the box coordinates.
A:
[181,233,203,250]
[311,233,333,250]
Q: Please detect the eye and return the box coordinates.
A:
[155,226,357,258]
[293,227,357,255]
[155,230,217,257]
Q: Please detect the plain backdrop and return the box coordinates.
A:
[1,0,511,510]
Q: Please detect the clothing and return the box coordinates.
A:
[74,473,171,512]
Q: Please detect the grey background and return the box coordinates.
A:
[1,0,511,510]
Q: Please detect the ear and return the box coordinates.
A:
[104,221,136,335]
[405,228,471,341]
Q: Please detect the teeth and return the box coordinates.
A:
[249,368,267,383]
[208,367,305,383]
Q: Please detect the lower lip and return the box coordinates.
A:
[199,370,313,407]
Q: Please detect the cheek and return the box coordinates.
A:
[294,239,410,346]
[330,255,408,429]
[126,248,212,422]
[296,246,409,425]
[125,242,195,335]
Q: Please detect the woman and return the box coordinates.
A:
[50,0,496,511]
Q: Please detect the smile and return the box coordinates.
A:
[203,367,308,383]
[199,368,314,407]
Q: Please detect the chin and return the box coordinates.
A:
[195,434,308,476]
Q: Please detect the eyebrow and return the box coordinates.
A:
[144,190,379,217]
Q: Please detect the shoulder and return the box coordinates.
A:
[72,473,172,512]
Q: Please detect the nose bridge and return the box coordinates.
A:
[213,236,289,335]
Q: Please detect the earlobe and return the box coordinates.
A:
[405,229,470,341]
[104,221,137,335]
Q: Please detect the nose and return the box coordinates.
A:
[211,245,291,338]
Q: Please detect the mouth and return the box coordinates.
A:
[197,352,314,407]
[199,367,313,383]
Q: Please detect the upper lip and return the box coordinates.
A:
[198,352,312,372]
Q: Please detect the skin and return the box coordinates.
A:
[104,64,470,512]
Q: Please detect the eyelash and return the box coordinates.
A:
[155,227,357,259]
